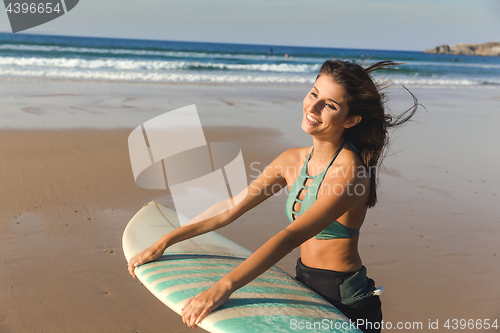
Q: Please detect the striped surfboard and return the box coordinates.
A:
[123,201,361,332]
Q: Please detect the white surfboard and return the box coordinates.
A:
[123,201,361,332]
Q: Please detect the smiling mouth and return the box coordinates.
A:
[306,113,321,124]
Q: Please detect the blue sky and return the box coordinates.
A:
[0,0,498,51]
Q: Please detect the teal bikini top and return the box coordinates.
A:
[285,141,360,240]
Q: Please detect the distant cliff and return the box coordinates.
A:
[425,42,500,57]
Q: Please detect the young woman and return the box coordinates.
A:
[128,59,418,333]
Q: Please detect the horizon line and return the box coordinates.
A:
[0,31,424,54]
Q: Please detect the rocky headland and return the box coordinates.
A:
[425,42,500,57]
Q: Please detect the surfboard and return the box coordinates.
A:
[123,201,362,332]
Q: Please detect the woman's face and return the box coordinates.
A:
[302,74,358,139]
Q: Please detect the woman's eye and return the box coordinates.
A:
[310,92,317,98]
[326,103,336,110]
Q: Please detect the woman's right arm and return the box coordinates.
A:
[127,149,293,278]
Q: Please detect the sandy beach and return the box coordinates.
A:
[1,78,499,332]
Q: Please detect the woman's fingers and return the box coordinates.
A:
[127,251,154,278]
[188,302,210,328]
[127,261,137,278]
[195,308,209,326]
[127,256,141,278]
[182,300,212,328]
[181,286,230,328]
[127,240,166,278]
[181,298,193,311]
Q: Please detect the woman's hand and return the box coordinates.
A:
[127,240,166,278]
[181,280,233,328]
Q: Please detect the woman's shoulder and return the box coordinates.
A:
[339,143,363,165]
[277,146,312,164]
[266,147,312,178]
[328,143,370,182]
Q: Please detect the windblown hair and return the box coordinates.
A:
[318,59,418,207]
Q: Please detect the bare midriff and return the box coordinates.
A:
[300,235,362,273]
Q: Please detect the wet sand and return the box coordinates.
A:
[1,79,499,332]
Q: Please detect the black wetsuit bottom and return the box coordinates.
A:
[295,258,382,333]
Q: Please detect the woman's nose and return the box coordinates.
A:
[308,101,323,114]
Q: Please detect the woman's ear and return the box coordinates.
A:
[344,115,362,129]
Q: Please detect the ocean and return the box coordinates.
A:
[1,33,499,88]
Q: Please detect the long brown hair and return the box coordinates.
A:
[318,59,418,207]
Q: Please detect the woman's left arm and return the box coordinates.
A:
[181,162,366,328]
